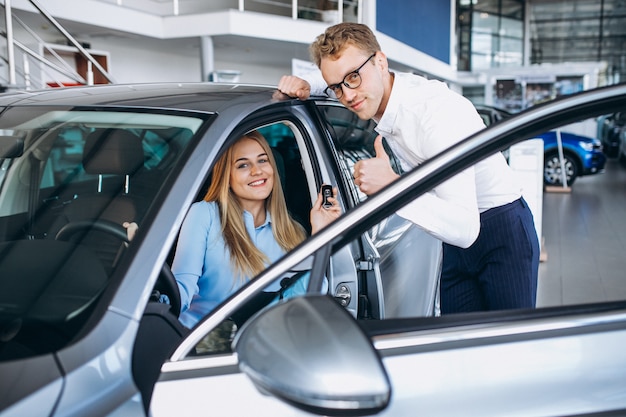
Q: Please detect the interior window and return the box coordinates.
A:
[41,126,180,190]
[317,104,443,319]
[257,123,312,231]
[185,120,317,357]
[0,108,204,361]
[34,124,193,245]
[318,104,403,205]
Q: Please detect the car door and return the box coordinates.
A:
[150,99,444,414]
[229,85,626,417]
[150,106,367,416]
[314,102,442,318]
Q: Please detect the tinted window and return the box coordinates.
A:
[321,104,443,319]
[0,107,204,360]
[319,104,403,204]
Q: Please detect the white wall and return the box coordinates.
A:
[92,37,202,83]
[90,36,290,85]
[6,34,292,86]
[213,60,291,85]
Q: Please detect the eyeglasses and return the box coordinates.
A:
[324,53,376,99]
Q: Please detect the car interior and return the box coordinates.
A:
[49,128,149,274]
[0,110,198,363]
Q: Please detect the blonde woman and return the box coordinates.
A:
[172,130,340,328]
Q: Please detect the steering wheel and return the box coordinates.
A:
[55,220,181,317]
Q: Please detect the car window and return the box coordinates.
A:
[479,112,491,126]
[179,120,321,357]
[319,104,403,204]
[190,262,315,357]
[0,107,207,360]
[316,104,443,319]
[320,104,621,319]
[40,125,182,190]
[257,122,313,232]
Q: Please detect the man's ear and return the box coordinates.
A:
[375,51,389,71]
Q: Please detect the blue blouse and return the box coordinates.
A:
[172,201,286,328]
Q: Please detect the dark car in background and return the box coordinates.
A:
[476,104,606,186]
[598,112,626,158]
[619,127,626,165]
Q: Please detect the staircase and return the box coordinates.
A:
[0,0,114,91]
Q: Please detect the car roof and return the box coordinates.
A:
[0,82,280,113]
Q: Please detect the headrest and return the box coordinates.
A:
[83,129,144,175]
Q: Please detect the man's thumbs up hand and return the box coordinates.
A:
[353,135,400,196]
[373,134,390,161]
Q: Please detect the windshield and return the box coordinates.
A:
[0,106,207,360]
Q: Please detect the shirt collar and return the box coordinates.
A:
[242,209,272,230]
[375,71,405,135]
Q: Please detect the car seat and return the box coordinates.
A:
[50,128,147,274]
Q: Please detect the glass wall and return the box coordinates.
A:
[458,0,625,83]
[457,0,525,71]
[529,0,625,84]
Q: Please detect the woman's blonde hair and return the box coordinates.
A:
[204,130,307,282]
[309,23,381,67]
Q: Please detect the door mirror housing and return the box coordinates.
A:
[233,294,390,416]
[0,136,24,158]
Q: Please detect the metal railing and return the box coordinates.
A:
[0,0,362,91]
[97,0,361,21]
[1,0,115,91]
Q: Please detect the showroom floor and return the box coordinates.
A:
[537,158,626,307]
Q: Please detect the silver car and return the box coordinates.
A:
[0,82,625,417]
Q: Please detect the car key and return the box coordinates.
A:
[321,184,333,208]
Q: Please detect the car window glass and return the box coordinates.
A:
[530,114,621,309]
[315,104,442,320]
[180,120,321,357]
[257,122,313,232]
[479,112,491,126]
[40,126,179,190]
[0,107,205,361]
[322,104,624,321]
[319,105,403,204]
[188,264,315,357]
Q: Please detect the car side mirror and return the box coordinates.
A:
[233,294,390,416]
[0,136,24,158]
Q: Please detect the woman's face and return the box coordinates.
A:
[229,137,274,209]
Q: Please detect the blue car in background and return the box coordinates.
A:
[476,105,606,186]
[538,130,606,186]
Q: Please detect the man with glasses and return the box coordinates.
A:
[277,23,539,314]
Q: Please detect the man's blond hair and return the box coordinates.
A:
[309,23,381,67]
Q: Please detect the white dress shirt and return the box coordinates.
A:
[374,73,521,248]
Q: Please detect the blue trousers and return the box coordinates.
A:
[440,197,540,313]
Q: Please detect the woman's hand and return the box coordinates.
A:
[123,221,139,241]
[310,186,341,234]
